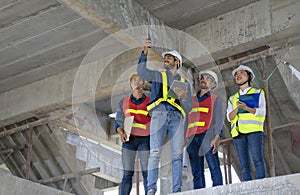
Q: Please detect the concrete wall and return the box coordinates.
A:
[60,103,110,139]
[184,0,300,60]
[0,174,72,195]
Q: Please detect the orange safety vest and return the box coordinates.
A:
[122,96,151,136]
[186,94,217,137]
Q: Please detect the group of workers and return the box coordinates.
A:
[114,39,267,195]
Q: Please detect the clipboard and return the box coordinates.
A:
[124,116,134,141]
[166,80,188,99]
[238,93,260,114]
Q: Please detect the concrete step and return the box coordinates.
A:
[170,173,300,195]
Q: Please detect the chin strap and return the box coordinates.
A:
[238,79,250,86]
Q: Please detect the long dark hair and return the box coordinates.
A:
[245,70,252,86]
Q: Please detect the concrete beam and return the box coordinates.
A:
[57,0,120,34]
[0,49,140,127]
[57,0,165,53]
[0,0,60,30]
[57,0,167,78]
[58,0,161,33]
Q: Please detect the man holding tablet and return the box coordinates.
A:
[137,39,192,194]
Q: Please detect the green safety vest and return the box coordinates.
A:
[230,88,265,137]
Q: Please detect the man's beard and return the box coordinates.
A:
[200,82,208,89]
[164,63,175,70]
[200,86,208,90]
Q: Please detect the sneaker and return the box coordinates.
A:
[147,189,155,195]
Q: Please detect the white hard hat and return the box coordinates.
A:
[162,50,182,69]
[199,70,218,87]
[232,65,255,81]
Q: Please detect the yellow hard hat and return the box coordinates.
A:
[128,72,146,88]
[129,72,139,82]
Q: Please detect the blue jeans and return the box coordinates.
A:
[147,109,185,193]
[121,136,150,195]
[233,132,266,181]
[187,133,223,189]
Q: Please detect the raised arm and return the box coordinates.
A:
[137,39,159,82]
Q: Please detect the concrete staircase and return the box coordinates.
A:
[66,132,123,185]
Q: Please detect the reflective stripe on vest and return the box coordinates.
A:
[187,121,205,129]
[190,107,209,113]
[230,88,265,137]
[147,72,186,117]
[132,122,146,129]
[125,109,148,116]
[186,94,217,137]
[188,106,208,128]
[122,96,150,136]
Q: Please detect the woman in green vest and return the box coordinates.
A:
[226,65,266,181]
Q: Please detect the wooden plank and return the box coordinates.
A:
[38,167,100,184]
[0,148,13,154]
[0,109,73,138]
[92,172,121,184]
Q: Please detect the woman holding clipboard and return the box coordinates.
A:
[226,65,266,181]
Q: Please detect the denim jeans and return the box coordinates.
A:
[121,136,150,195]
[187,133,223,189]
[147,109,185,193]
[233,132,266,181]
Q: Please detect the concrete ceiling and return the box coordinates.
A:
[0,0,261,94]
[0,0,108,93]
[136,0,260,29]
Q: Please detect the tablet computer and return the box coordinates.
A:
[167,80,188,99]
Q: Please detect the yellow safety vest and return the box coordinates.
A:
[230,88,265,138]
[147,72,186,117]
